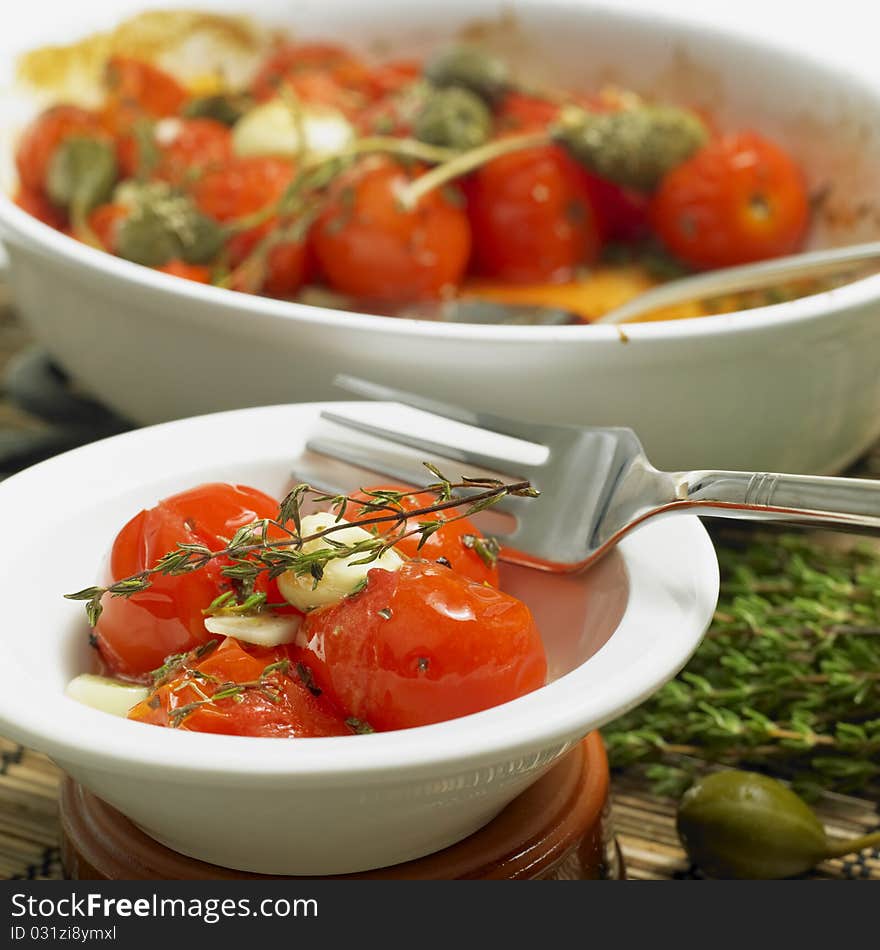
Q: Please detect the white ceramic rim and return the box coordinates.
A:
[0,402,719,786]
[2,0,880,344]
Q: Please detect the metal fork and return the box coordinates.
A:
[299,375,880,571]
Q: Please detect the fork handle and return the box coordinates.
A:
[677,470,880,531]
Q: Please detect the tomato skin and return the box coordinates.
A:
[300,561,547,731]
[348,485,499,586]
[250,42,372,113]
[312,158,471,301]
[466,143,601,283]
[95,483,291,680]
[87,203,128,251]
[128,637,350,737]
[14,187,68,229]
[651,131,810,268]
[192,155,294,221]
[118,117,233,183]
[15,105,105,195]
[104,56,187,120]
[156,259,212,283]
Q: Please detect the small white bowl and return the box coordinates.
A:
[0,401,718,875]
[3,0,880,474]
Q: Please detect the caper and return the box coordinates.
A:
[555,104,708,191]
[424,44,509,104]
[677,770,880,879]
[184,93,253,127]
[46,136,117,216]
[413,86,492,150]
[115,187,224,267]
[179,211,225,264]
[116,204,183,267]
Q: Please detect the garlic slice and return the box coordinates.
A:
[232,99,354,159]
[277,512,403,611]
[204,613,302,647]
[66,674,150,718]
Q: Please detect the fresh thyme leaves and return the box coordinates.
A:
[462,533,501,568]
[151,639,219,687]
[346,717,375,735]
[603,532,880,801]
[167,656,294,727]
[66,465,538,628]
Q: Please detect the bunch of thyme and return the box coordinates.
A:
[603,530,880,800]
[65,465,538,628]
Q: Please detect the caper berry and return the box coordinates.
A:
[424,45,509,104]
[179,211,225,264]
[413,87,492,150]
[116,205,183,267]
[556,104,708,191]
[46,137,117,215]
[184,93,253,127]
[677,770,830,879]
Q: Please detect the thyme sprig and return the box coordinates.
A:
[603,531,880,801]
[65,466,538,627]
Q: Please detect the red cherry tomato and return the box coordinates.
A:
[104,56,187,120]
[15,105,106,195]
[87,203,128,251]
[299,561,547,731]
[495,92,561,132]
[250,42,373,114]
[127,637,350,737]
[466,143,601,283]
[348,485,499,586]
[95,483,292,680]
[651,131,810,268]
[582,171,650,243]
[224,220,307,298]
[192,155,294,221]
[117,117,233,183]
[14,187,68,229]
[312,158,471,301]
[156,259,212,283]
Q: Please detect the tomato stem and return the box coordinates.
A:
[396,130,551,210]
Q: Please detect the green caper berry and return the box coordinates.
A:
[413,86,492,150]
[116,205,182,267]
[556,104,708,191]
[183,93,252,127]
[424,45,509,104]
[46,137,117,215]
[179,212,225,264]
[676,770,830,879]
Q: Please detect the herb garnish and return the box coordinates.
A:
[66,465,537,628]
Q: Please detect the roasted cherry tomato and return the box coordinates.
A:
[156,259,212,283]
[15,105,106,195]
[651,131,810,268]
[348,485,499,586]
[117,117,233,183]
[87,203,128,251]
[299,560,547,731]
[582,171,650,242]
[312,157,471,301]
[192,155,294,221]
[95,483,293,680]
[14,187,68,229]
[127,637,350,737]
[104,56,188,120]
[250,42,373,114]
[224,220,307,297]
[495,91,561,131]
[466,143,601,283]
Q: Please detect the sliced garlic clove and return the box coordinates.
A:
[66,674,150,718]
[277,512,404,611]
[204,612,302,647]
[232,99,354,159]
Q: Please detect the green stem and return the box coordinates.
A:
[396,130,551,210]
[825,829,880,858]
